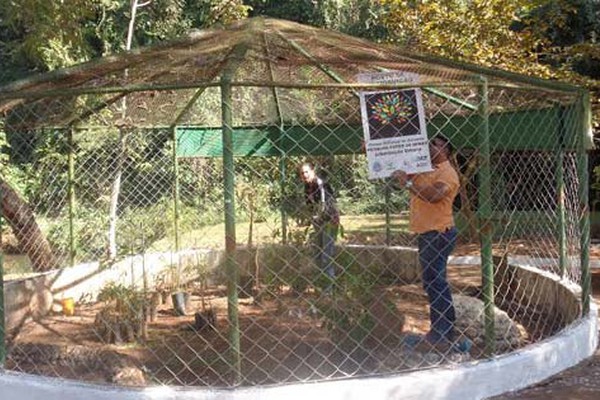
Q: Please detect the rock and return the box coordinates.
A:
[111,366,146,386]
[8,342,146,386]
[454,294,527,352]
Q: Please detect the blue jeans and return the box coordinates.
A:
[417,227,457,340]
[313,223,337,282]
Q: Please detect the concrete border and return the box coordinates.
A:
[450,254,600,269]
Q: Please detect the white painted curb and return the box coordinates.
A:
[449,255,600,269]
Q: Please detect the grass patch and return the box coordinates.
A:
[147,214,410,251]
[1,214,411,276]
[3,254,34,277]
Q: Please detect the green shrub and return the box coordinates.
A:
[97,281,144,315]
[316,252,391,347]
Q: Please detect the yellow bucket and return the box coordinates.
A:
[61,298,75,316]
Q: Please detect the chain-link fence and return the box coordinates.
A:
[0,18,592,388]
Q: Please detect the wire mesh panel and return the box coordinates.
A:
[0,18,590,389]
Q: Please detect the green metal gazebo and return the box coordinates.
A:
[0,17,593,387]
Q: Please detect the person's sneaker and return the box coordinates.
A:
[403,332,471,353]
[424,331,452,344]
[425,332,472,353]
[452,337,472,353]
[403,333,450,350]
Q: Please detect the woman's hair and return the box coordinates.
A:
[298,161,315,173]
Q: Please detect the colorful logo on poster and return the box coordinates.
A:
[370,93,414,125]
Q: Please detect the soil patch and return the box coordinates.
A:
[5,265,556,387]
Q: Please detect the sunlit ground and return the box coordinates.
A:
[1,214,409,276]
[149,214,411,251]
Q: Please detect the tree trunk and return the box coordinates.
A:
[107,161,123,259]
[0,178,58,272]
[107,0,145,259]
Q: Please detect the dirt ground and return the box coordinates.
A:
[4,235,600,395]
[5,276,475,387]
[5,259,562,389]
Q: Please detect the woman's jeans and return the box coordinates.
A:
[313,223,337,285]
[417,227,457,340]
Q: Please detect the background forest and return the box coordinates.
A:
[0,1,597,121]
[0,0,599,268]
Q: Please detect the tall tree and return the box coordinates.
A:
[379,0,599,131]
[107,0,153,260]
[0,0,253,262]
[247,0,388,40]
[0,177,59,272]
[379,0,553,75]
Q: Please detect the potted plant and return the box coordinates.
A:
[192,254,216,330]
[167,262,191,316]
[95,282,146,343]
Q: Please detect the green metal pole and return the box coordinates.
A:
[221,78,241,384]
[555,107,567,278]
[557,152,567,277]
[405,52,581,94]
[168,87,211,267]
[279,156,287,245]
[422,87,478,111]
[477,79,495,356]
[385,179,392,246]
[0,79,493,103]
[171,127,181,255]
[68,128,76,267]
[216,25,254,384]
[170,126,182,293]
[263,31,288,245]
[577,91,591,315]
[277,32,359,98]
[0,182,6,366]
[374,67,478,111]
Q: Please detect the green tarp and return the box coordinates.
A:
[176,107,579,157]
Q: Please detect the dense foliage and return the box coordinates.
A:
[0,0,251,79]
[1,1,597,124]
[381,0,599,132]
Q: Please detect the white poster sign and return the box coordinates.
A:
[357,71,432,179]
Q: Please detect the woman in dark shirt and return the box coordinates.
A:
[299,162,339,288]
